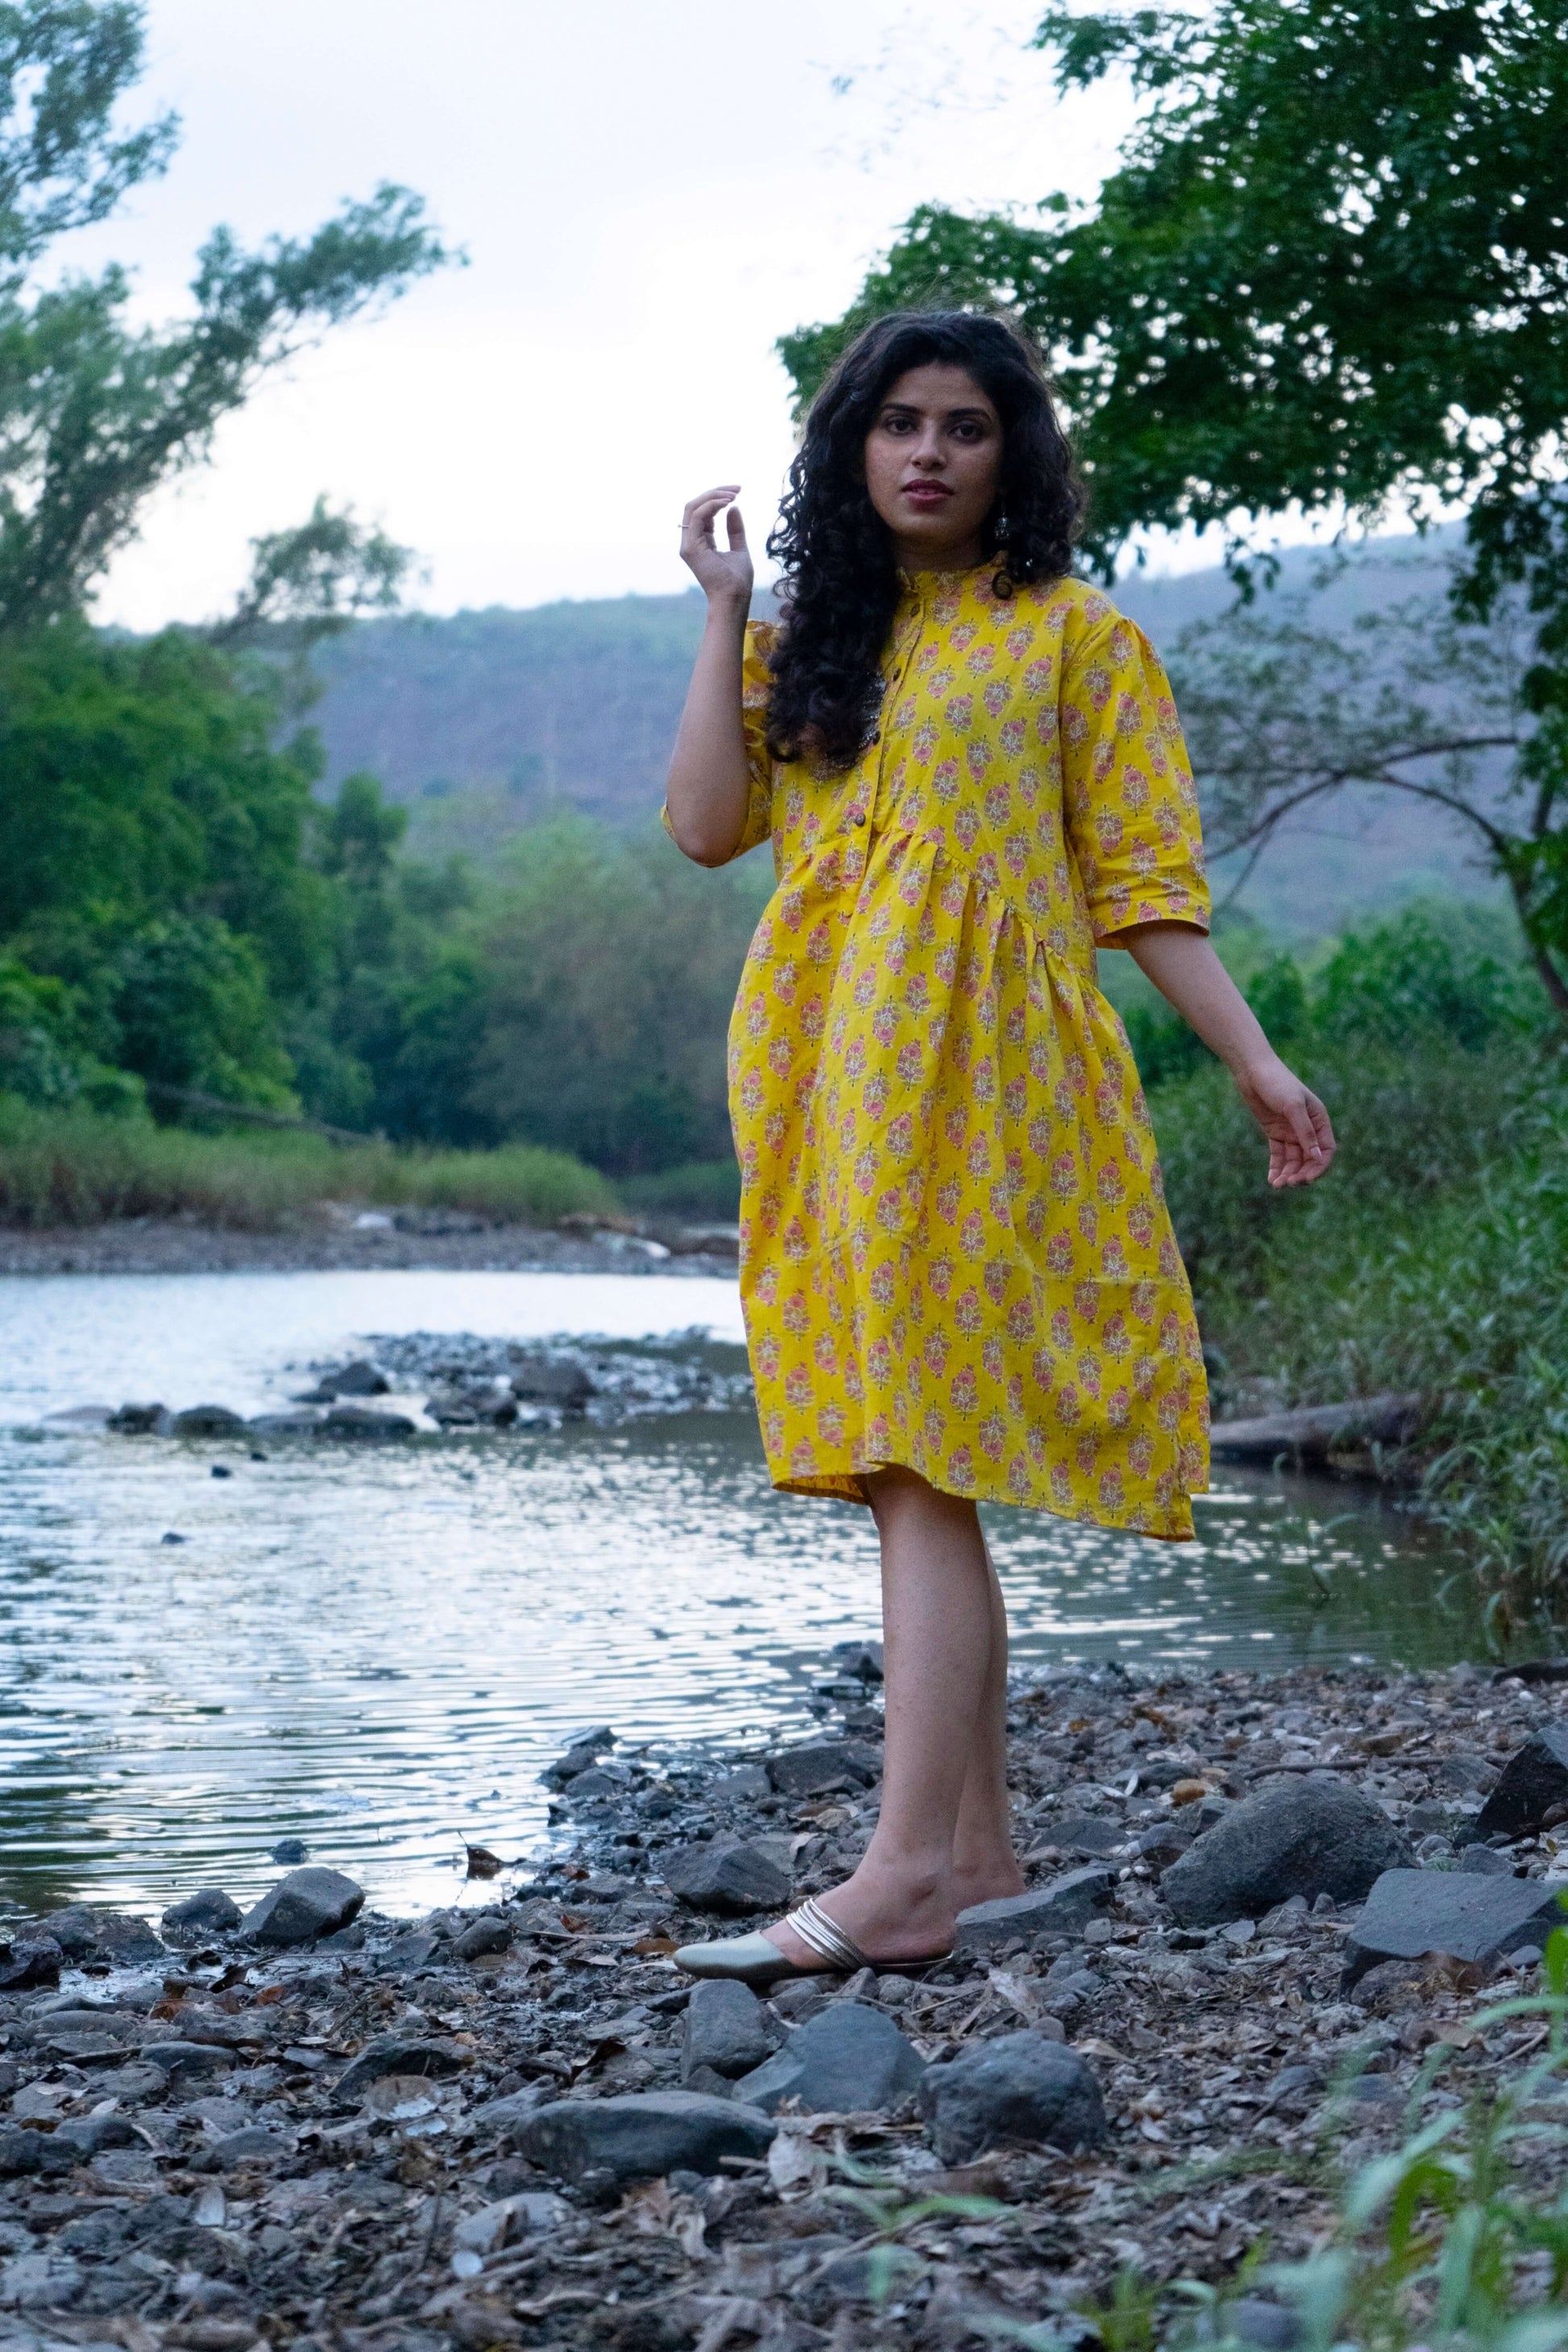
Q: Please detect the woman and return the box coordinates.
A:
[663,311,1334,1983]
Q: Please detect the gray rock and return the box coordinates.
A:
[829,1639,885,1684]
[1052,1815,1127,1859]
[1342,1868,1568,1989]
[336,2035,473,2100]
[0,2125,82,2178]
[0,1937,60,1992]
[170,1404,248,1437]
[716,1765,772,1802]
[40,1906,163,1966]
[1456,1844,1514,1877]
[39,1904,101,1958]
[955,1868,1115,1955]
[320,1359,390,1398]
[205,2125,288,2166]
[270,1838,309,1864]
[1476,1728,1568,1840]
[520,2090,775,2184]
[143,2039,235,2080]
[1437,1753,1495,1794]
[541,1728,616,1788]
[1161,1775,1412,1927]
[161,1889,243,1939]
[663,1839,790,1917]
[681,1981,782,2082]
[453,1913,512,1960]
[107,1402,168,1433]
[247,1411,324,1437]
[242,1866,364,1948]
[765,1741,879,1799]
[427,1385,519,1428]
[510,1357,595,1408]
[919,2031,1106,2162]
[1135,1819,1194,1871]
[733,2001,924,2115]
[1231,2299,1301,2350]
[562,1765,627,1800]
[55,2113,137,2158]
[320,1403,417,1439]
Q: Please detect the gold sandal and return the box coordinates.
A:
[672,1895,954,1985]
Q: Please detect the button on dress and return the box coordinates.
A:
[707,566,1211,1540]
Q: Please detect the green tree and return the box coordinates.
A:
[782,0,1568,1006]
[471,814,770,1176]
[0,3,451,640]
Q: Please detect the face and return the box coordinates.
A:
[861,361,1004,568]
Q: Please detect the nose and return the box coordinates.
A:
[910,424,946,470]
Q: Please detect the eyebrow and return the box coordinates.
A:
[879,400,997,421]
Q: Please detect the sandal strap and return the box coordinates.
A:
[783,1898,869,1974]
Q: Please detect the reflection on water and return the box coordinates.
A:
[0,1271,1481,1917]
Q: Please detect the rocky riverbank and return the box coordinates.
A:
[0,1217,739,1280]
[5,1658,1568,2352]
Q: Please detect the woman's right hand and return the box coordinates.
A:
[680,486,753,611]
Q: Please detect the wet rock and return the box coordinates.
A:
[733,2001,925,2115]
[829,1639,885,1684]
[541,1727,616,1788]
[427,1384,519,1428]
[765,1741,880,1800]
[919,2031,1107,2163]
[336,2035,473,2100]
[170,1404,248,1437]
[242,1865,364,1947]
[1161,1774,1412,1927]
[716,1765,772,1803]
[1475,1728,1568,1840]
[0,1936,60,1992]
[681,1981,782,2083]
[313,1359,390,1399]
[43,1906,164,1967]
[1342,1868,1568,1989]
[560,1765,627,1801]
[270,1838,309,1864]
[107,1402,168,1433]
[453,1912,512,1960]
[955,1868,1116,1956]
[520,2090,774,2184]
[320,1402,417,1439]
[160,1890,243,1941]
[663,1839,790,1917]
[247,1411,323,1437]
[510,1356,595,1409]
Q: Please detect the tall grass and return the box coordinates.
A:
[1149,1036,1568,1617]
[0,1096,619,1230]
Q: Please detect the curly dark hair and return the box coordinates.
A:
[763,310,1085,772]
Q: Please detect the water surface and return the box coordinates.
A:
[0,1270,1478,1918]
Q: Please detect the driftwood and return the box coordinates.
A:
[1208,1391,1425,1463]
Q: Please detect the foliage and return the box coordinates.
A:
[0,3,451,641]
[467,812,771,1176]
[1052,1919,1568,2352]
[781,0,1568,1006]
[619,1159,743,1222]
[0,1093,616,1230]
[1132,902,1568,1607]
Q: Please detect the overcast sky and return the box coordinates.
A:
[60,0,1159,630]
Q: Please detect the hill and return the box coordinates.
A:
[308,530,1503,941]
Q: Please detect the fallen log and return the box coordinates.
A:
[1208,1391,1424,1463]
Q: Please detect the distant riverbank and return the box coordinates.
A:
[0,1217,738,1280]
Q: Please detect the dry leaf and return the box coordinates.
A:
[987,1965,1043,2024]
[634,1935,678,1957]
[767,2127,826,2196]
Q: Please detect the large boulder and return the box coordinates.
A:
[242,1866,364,1948]
[733,2001,925,2115]
[1342,1868,1568,1990]
[1476,1728,1568,1840]
[520,2091,774,2184]
[662,1840,790,1917]
[920,2032,1107,2163]
[1161,1775,1412,1927]
[44,1906,164,1967]
[169,1404,248,1437]
[0,1938,60,1992]
[681,1980,782,2083]
[955,1868,1115,1956]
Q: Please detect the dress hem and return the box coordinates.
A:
[765,1452,1204,1544]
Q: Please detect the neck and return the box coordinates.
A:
[890,530,985,574]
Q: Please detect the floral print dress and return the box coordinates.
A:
[709,566,1211,1541]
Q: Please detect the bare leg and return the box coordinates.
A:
[765,1467,1021,1967]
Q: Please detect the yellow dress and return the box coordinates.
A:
[712,566,1211,1541]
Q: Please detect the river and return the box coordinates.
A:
[0,1268,1479,1919]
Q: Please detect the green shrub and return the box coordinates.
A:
[619,1158,742,1221]
[0,1097,616,1231]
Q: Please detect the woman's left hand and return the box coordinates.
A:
[1234,1054,1337,1188]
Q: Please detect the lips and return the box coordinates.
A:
[902,482,952,506]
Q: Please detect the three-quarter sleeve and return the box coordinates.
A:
[661,620,776,865]
[1060,611,1210,942]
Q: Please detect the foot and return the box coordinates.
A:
[761,1860,958,1972]
[952,1853,1025,1913]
